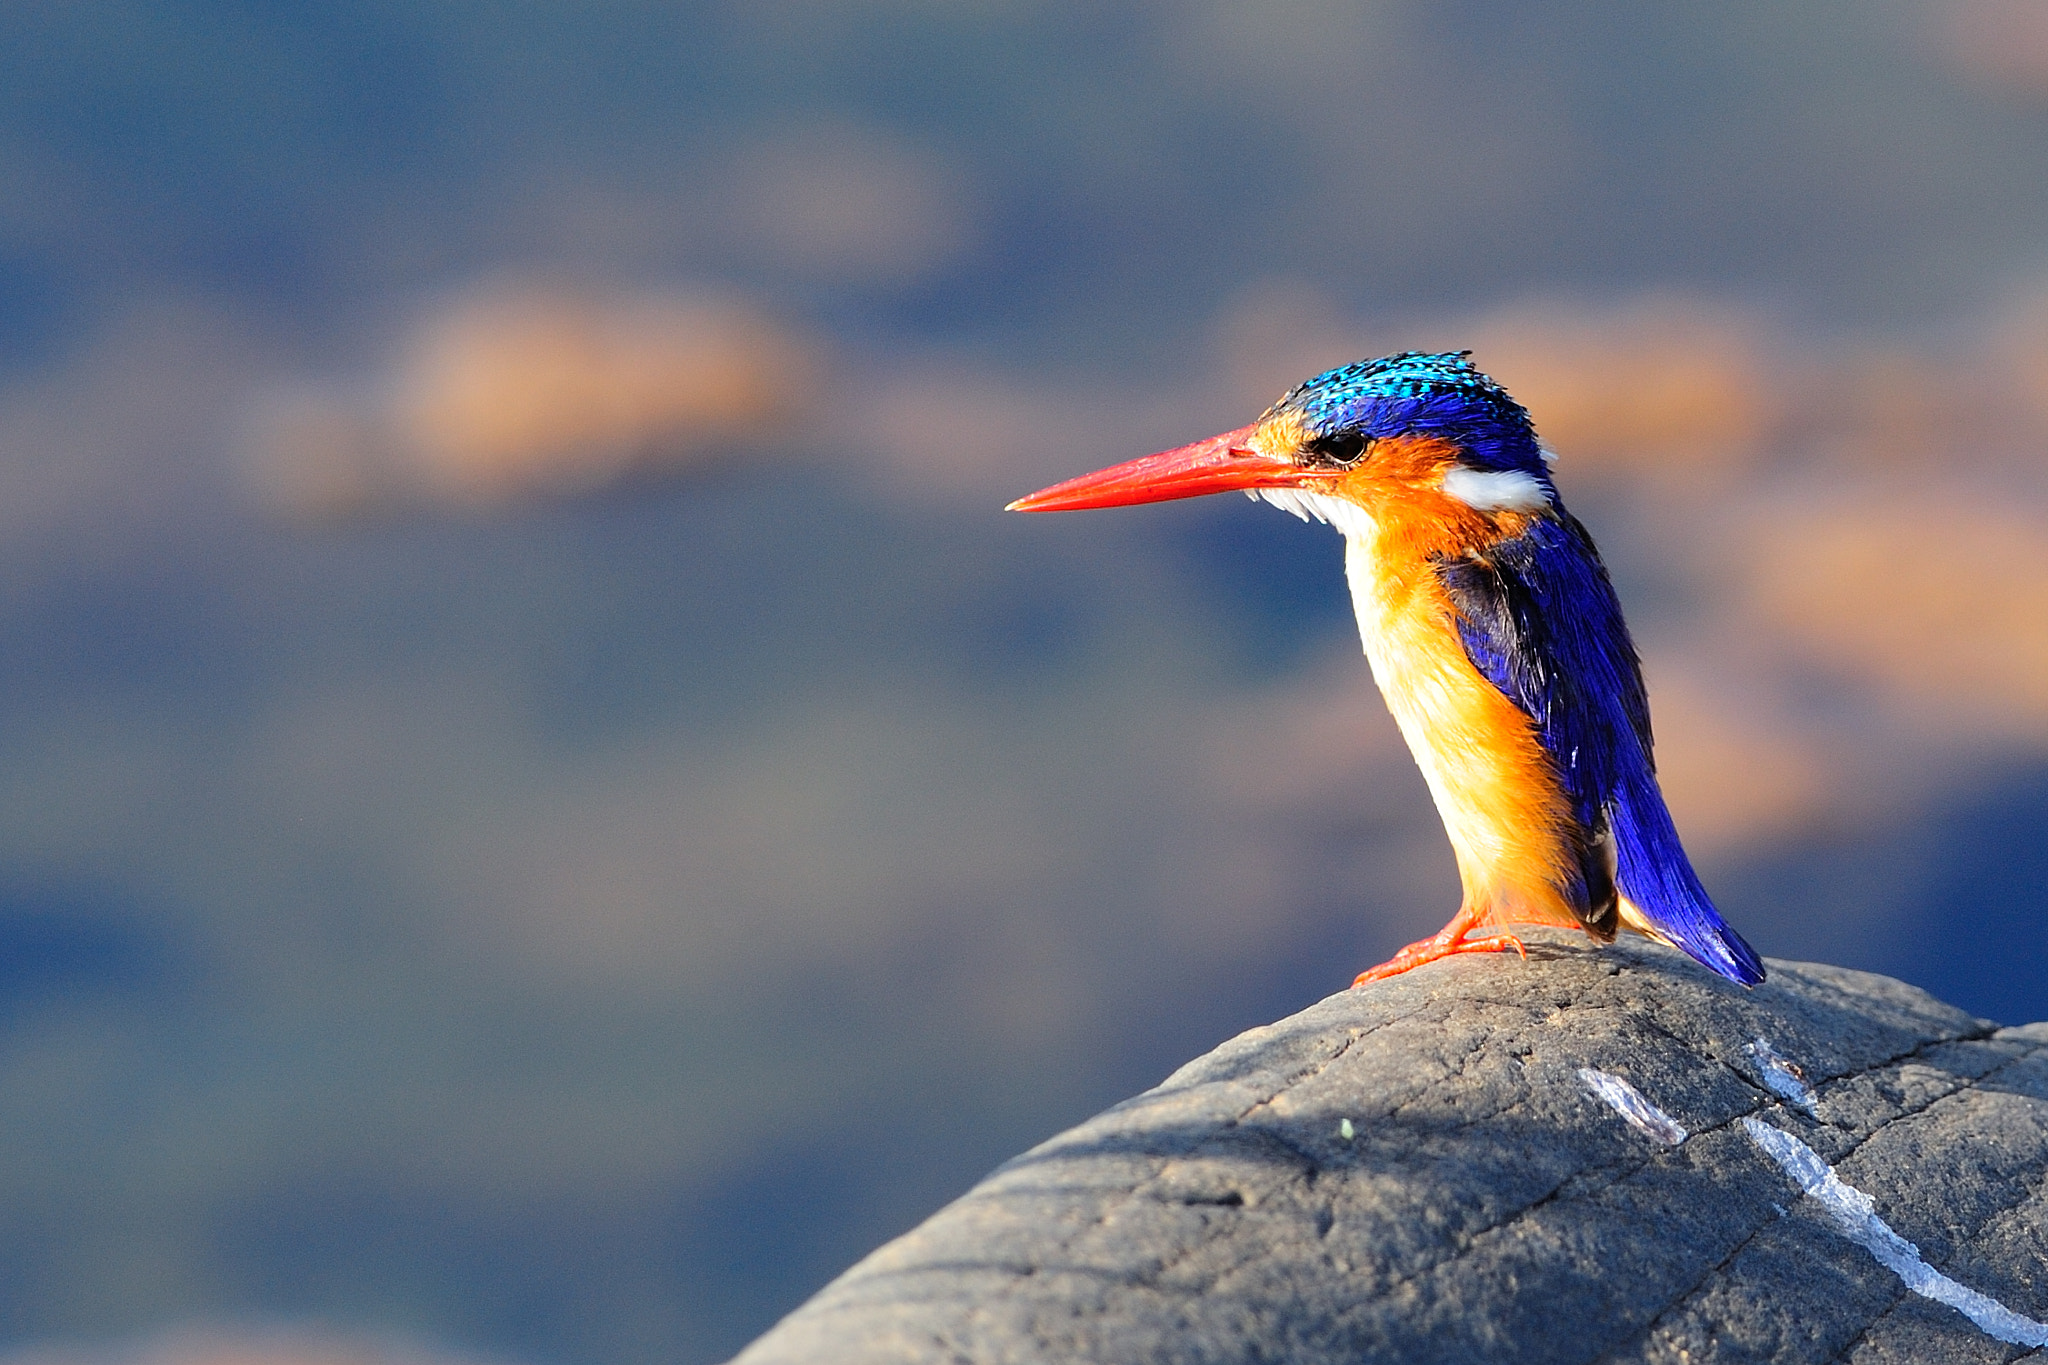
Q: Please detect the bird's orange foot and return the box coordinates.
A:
[1352,927,1527,986]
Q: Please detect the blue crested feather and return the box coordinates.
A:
[1438,513,1765,987]
[1282,352,1556,481]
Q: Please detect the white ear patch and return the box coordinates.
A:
[1442,465,1551,512]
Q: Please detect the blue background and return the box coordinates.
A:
[0,5,2046,1364]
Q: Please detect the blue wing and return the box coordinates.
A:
[1435,512,1765,986]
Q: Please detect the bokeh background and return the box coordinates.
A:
[3,2,2048,1362]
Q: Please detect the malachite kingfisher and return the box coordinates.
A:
[1008,351,1764,987]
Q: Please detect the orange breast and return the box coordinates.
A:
[1330,443,1586,928]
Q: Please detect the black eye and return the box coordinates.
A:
[1304,431,1367,468]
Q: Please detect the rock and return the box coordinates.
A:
[728,931,2048,1364]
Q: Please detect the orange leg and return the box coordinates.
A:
[1353,905,1527,985]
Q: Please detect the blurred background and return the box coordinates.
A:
[2,2,2048,1362]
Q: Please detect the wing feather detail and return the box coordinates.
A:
[1434,513,1764,985]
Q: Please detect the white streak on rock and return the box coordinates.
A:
[1578,1068,1688,1146]
[1746,1038,1819,1114]
[1743,1118,2048,1348]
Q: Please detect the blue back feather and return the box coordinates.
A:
[1441,517,1763,986]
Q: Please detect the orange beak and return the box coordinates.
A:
[1006,424,1327,512]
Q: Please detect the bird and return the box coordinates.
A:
[1007,351,1764,987]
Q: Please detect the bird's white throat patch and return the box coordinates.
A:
[1249,470,1549,525]
[1246,487,1376,542]
[1441,465,1551,512]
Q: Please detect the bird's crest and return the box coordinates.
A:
[1263,351,1547,477]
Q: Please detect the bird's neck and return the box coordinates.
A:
[1336,505,1581,930]
[1336,497,1526,649]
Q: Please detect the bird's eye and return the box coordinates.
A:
[1304,431,1368,468]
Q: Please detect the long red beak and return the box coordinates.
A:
[1006,424,1325,512]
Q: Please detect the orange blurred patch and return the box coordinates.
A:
[1464,296,1782,484]
[1636,668,1833,854]
[396,283,814,504]
[1932,0,2048,98]
[1740,495,2048,735]
[243,281,816,516]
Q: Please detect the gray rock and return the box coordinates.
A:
[729,932,2048,1364]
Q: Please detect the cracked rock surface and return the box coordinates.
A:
[728,933,2048,1364]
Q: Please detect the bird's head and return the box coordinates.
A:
[1008,351,1556,523]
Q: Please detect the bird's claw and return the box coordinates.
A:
[1352,928,1527,986]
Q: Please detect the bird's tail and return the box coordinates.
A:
[1608,769,1765,986]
